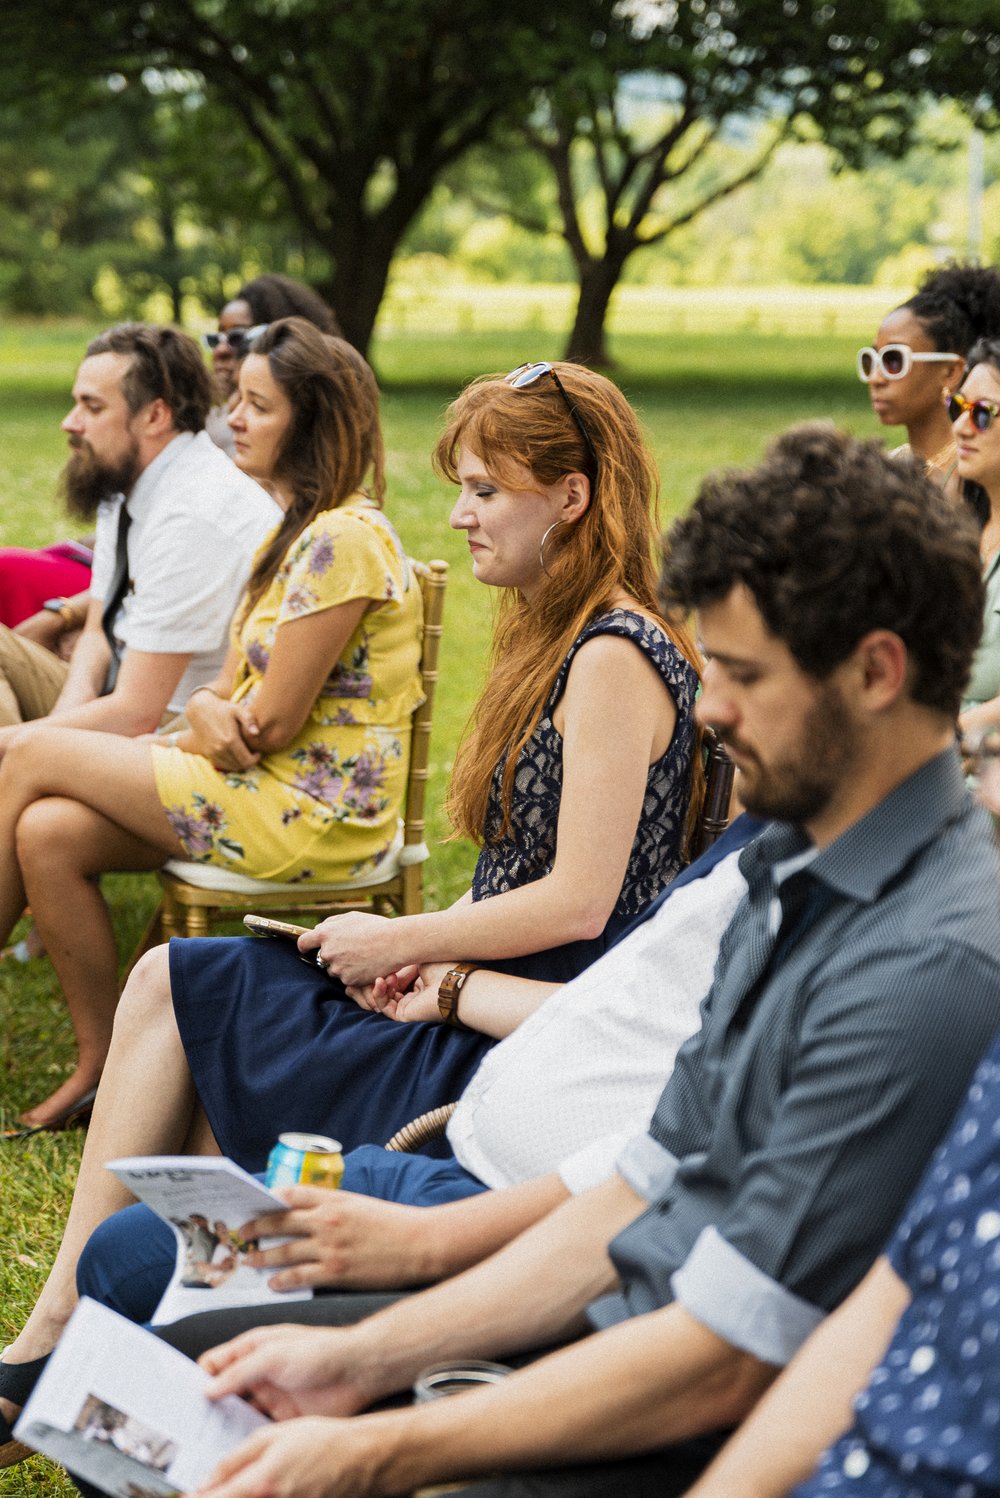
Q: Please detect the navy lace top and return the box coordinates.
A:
[472,608,699,983]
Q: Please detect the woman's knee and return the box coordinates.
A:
[13,795,74,874]
[0,726,43,792]
[114,943,177,1038]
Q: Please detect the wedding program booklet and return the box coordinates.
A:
[107,1154,314,1324]
[14,1297,268,1496]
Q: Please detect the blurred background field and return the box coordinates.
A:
[0,292,889,1495]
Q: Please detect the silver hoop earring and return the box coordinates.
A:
[539,519,569,577]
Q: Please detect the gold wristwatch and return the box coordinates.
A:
[437,963,478,1028]
[43,596,79,629]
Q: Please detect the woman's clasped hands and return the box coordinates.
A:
[339,962,451,1024]
[184,689,262,772]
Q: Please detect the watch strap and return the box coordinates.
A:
[42,597,78,628]
[437,962,478,1029]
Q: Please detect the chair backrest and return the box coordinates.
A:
[402,559,448,852]
[690,727,735,861]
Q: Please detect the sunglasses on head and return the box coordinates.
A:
[945,390,1000,432]
[202,323,269,355]
[856,344,962,382]
[504,362,599,486]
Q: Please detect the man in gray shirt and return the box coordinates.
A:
[162,427,1000,1498]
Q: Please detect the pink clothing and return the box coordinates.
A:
[0,543,93,628]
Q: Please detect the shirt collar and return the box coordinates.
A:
[124,430,197,517]
[740,746,968,906]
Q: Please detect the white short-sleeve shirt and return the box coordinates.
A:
[90,431,279,713]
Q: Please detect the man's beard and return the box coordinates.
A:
[59,439,141,521]
[721,679,857,826]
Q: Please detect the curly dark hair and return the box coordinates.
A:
[233,274,341,336]
[661,423,983,719]
[904,261,1000,358]
[85,322,212,434]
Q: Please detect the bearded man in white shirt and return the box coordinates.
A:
[0,322,277,744]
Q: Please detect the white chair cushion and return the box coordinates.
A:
[162,823,428,896]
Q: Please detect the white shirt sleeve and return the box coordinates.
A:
[558,1133,634,1195]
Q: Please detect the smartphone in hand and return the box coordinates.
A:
[242,913,329,974]
[243,914,310,941]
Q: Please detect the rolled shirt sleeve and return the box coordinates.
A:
[670,1226,823,1365]
[120,508,259,655]
[612,1132,679,1202]
[591,938,1000,1363]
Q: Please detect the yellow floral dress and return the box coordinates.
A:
[151,497,424,883]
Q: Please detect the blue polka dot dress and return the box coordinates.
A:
[794,1038,1000,1498]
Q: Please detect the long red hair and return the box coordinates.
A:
[435,364,703,845]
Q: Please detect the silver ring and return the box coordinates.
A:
[315,952,327,971]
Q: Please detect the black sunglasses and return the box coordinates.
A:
[946,390,1000,432]
[202,323,269,355]
[505,362,599,487]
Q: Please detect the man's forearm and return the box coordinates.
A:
[352,1173,645,1401]
[414,1173,571,1280]
[52,631,110,711]
[46,691,160,737]
[50,644,191,735]
[683,1257,910,1498]
[452,968,561,1039]
[366,1301,777,1494]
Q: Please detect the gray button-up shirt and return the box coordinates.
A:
[590,749,1000,1367]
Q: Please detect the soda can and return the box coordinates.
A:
[265,1132,344,1190]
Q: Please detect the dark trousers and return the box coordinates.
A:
[73,1294,722,1498]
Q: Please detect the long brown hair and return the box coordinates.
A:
[436,364,703,845]
[238,318,385,621]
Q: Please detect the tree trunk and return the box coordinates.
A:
[158,203,184,324]
[563,255,628,367]
[322,213,402,362]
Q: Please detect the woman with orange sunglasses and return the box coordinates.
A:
[948,339,1000,734]
[857,263,1000,499]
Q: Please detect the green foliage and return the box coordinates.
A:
[0,0,610,351]
[7,1,1000,356]
[479,3,1000,358]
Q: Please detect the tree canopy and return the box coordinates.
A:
[513,0,1000,361]
[2,1,1000,358]
[1,0,609,353]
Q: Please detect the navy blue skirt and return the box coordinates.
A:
[170,937,497,1174]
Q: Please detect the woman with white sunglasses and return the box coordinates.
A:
[949,338,1000,732]
[857,263,1000,498]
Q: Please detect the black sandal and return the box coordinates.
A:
[0,1352,50,1468]
[2,1087,98,1141]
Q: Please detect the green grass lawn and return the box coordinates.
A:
[0,307,884,1495]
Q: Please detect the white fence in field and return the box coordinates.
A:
[376,281,907,340]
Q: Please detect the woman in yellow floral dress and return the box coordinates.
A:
[0,319,422,1128]
[158,496,422,885]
